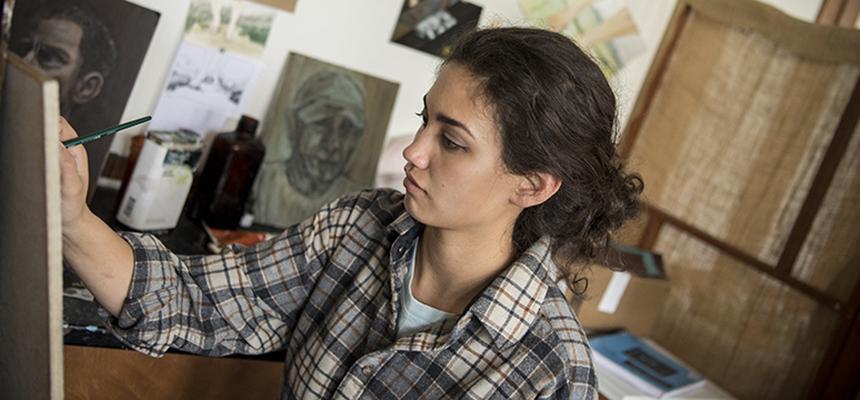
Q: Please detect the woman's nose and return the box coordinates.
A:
[403,133,430,169]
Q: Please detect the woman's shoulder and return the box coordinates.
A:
[533,285,594,371]
[332,188,404,213]
[325,188,407,228]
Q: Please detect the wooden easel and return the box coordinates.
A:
[0,54,63,399]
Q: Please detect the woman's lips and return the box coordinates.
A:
[404,172,425,194]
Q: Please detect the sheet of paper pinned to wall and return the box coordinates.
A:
[597,271,632,314]
[519,0,646,76]
[149,41,263,136]
[149,0,273,137]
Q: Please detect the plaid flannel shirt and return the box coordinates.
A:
[105,189,597,399]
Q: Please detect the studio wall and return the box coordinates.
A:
[107,0,822,159]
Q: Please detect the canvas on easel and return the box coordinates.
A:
[0,53,63,398]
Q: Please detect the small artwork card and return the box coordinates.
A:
[391,0,482,58]
[185,0,277,59]
[519,0,647,76]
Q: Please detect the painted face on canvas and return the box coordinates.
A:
[286,69,367,198]
[402,63,522,231]
[294,103,364,183]
[13,18,84,112]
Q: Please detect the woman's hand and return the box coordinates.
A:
[58,117,91,229]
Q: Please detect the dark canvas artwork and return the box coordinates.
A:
[0,0,15,104]
[9,0,159,199]
[392,0,482,58]
[251,53,399,228]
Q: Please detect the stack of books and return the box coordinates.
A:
[590,331,732,399]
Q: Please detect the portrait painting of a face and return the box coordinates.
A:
[8,0,158,199]
[252,53,399,228]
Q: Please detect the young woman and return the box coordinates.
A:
[60,27,642,399]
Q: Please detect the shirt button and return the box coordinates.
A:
[362,366,374,377]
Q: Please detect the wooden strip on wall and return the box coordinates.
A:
[650,226,838,399]
[790,92,860,301]
[619,2,691,158]
[645,204,843,311]
[818,0,848,25]
[817,0,860,26]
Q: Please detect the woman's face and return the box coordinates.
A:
[402,63,523,232]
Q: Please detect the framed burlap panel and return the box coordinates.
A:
[617,0,860,398]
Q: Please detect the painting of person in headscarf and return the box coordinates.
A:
[8,0,158,199]
[252,53,398,227]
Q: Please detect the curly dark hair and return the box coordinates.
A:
[444,27,643,292]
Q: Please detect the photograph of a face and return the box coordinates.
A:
[251,53,399,228]
[8,0,158,196]
[391,0,482,58]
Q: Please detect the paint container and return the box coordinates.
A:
[116,130,202,231]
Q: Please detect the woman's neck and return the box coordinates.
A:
[411,222,517,314]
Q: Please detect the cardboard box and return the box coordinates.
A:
[575,263,670,338]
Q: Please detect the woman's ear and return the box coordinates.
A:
[511,172,561,208]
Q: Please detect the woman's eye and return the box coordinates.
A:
[441,135,465,151]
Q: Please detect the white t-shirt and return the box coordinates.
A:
[396,238,456,338]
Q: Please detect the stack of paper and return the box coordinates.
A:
[590,331,734,399]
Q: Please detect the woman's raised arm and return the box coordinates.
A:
[59,117,134,317]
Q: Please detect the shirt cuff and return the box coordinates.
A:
[98,232,182,357]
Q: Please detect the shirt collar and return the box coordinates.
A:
[387,207,417,236]
[387,206,556,349]
[467,237,554,349]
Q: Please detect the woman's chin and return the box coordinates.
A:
[403,197,428,224]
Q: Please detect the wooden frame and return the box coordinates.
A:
[0,54,63,399]
[619,1,860,398]
[817,0,860,27]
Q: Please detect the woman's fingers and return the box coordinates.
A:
[58,117,90,225]
[60,144,88,224]
[60,145,83,194]
[59,116,78,140]
[58,116,89,193]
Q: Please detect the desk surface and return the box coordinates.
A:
[65,344,283,399]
